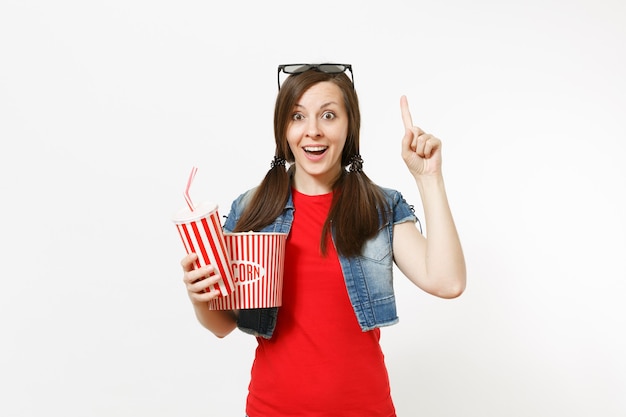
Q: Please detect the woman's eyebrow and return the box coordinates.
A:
[294,101,339,109]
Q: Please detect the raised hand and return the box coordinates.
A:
[400,95,443,177]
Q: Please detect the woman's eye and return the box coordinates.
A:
[292,113,304,121]
[322,112,336,120]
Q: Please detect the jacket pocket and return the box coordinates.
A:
[360,228,392,263]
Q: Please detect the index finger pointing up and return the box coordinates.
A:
[400,95,413,129]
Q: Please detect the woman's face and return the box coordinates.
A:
[286,81,348,194]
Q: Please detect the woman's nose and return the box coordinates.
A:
[307,120,321,137]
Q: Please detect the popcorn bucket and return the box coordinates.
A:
[172,202,235,297]
[209,232,287,310]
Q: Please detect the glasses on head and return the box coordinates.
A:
[277,63,354,90]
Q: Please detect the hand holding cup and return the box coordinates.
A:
[181,253,223,304]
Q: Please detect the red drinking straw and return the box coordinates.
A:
[184,166,198,211]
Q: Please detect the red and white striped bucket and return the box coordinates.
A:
[172,202,235,297]
[209,232,287,310]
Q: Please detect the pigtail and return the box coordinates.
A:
[322,156,389,257]
[232,154,291,233]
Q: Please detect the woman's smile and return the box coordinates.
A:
[303,145,329,157]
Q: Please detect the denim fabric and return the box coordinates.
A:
[223,186,417,338]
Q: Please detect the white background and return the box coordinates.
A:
[1,1,625,416]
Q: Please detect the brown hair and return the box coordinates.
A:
[232,69,389,257]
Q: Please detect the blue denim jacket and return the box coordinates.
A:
[222,186,418,339]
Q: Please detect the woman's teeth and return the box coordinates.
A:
[304,146,327,155]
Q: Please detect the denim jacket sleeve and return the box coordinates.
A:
[336,187,418,331]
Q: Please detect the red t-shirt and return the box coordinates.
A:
[246,189,396,417]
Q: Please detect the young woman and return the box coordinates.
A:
[180,64,466,416]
